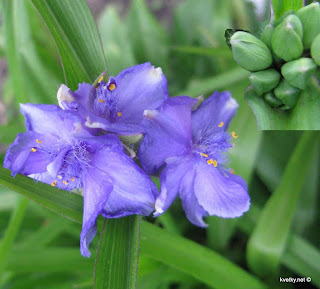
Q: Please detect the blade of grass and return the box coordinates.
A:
[247,132,320,277]
[271,0,303,19]
[93,216,140,289]
[31,0,107,90]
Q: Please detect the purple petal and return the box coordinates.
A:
[80,167,113,257]
[192,91,238,141]
[179,168,208,227]
[154,156,193,216]
[193,162,250,218]
[114,62,168,124]
[139,96,197,174]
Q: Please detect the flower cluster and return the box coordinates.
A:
[227,2,320,110]
[4,62,250,257]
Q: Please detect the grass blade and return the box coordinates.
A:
[94,216,140,289]
[272,0,303,19]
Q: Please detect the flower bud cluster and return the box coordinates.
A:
[227,2,320,110]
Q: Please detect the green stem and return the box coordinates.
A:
[93,216,141,289]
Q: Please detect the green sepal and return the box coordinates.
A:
[296,2,320,49]
[271,16,303,62]
[274,79,300,108]
[263,91,283,108]
[311,33,320,66]
[249,69,281,96]
[281,58,317,90]
[230,31,273,72]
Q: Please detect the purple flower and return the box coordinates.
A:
[4,104,157,257]
[58,62,168,135]
[139,92,250,227]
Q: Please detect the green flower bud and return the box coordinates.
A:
[261,23,274,49]
[264,91,283,108]
[271,15,303,62]
[230,31,273,72]
[274,79,300,108]
[249,69,281,96]
[281,58,317,90]
[296,2,320,49]
[311,33,320,66]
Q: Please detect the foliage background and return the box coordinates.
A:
[0,0,319,288]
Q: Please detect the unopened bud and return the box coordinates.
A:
[271,15,303,62]
[249,69,281,96]
[296,2,320,49]
[274,79,300,108]
[263,91,283,108]
[311,33,320,66]
[281,58,317,90]
[230,31,273,72]
[261,23,274,49]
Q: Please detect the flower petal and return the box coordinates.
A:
[179,168,208,227]
[139,96,197,174]
[191,91,238,140]
[80,167,113,257]
[193,162,250,218]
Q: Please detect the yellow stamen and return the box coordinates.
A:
[200,152,208,157]
[117,112,122,117]
[213,160,217,167]
[232,131,238,139]
[31,147,37,153]
[51,180,57,187]
[70,177,75,182]
[63,180,68,185]
[98,76,104,83]
[230,169,235,174]
[57,175,63,179]
[218,122,224,127]
[36,139,43,144]
[207,159,214,165]
[98,98,105,103]
[108,83,116,91]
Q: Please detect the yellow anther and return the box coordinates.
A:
[63,180,68,185]
[70,177,75,182]
[57,175,63,179]
[108,83,116,91]
[31,147,37,153]
[98,76,104,83]
[230,169,235,174]
[51,180,57,187]
[98,98,105,103]
[213,160,218,167]
[200,152,208,158]
[218,122,224,128]
[232,131,238,139]
[207,159,214,165]
[36,139,43,144]
[117,112,122,117]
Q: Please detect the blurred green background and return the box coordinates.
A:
[0,0,319,288]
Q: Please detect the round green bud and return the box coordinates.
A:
[296,2,320,49]
[264,91,283,108]
[274,79,300,108]
[281,58,317,90]
[249,68,281,96]
[230,31,273,72]
[271,16,303,62]
[261,23,274,49]
[311,33,320,66]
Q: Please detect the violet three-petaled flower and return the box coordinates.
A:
[58,62,168,135]
[139,92,250,227]
[4,104,157,257]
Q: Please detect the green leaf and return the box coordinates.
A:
[245,78,320,129]
[31,0,107,90]
[271,0,304,19]
[0,196,29,272]
[94,216,140,289]
[247,132,320,277]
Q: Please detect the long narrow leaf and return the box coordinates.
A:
[271,0,303,19]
